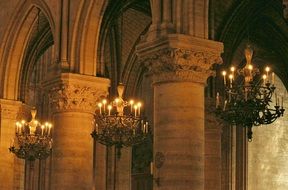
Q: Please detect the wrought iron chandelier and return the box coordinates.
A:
[216,45,285,141]
[9,108,53,161]
[91,83,150,158]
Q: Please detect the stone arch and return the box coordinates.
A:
[0,0,55,100]
[97,0,151,95]
[69,0,108,75]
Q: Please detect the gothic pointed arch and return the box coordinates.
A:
[0,1,55,100]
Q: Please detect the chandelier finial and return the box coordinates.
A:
[117,83,125,98]
[245,44,253,66]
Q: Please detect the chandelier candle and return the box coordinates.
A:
[91,83,150,159]
[216,45,285,141]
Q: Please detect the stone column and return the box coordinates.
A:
[137,35,223,190]
[46,73,110,190]
[204,98,222,190]
[0,99,28,190]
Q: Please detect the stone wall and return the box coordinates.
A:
[248,75,288,190]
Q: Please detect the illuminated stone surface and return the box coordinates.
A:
[248,75,288,190]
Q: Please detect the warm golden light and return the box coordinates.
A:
[229,74,233,79]
[92,84,149,157]
[102,99,107,104]
[248,64,253,70]
[10,108,53,161]
[222,71,227,76]
[137,102,142,107]
[231,67,235,72]
[265,67,270,72]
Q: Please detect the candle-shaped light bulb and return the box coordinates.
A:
[47,123,52,136]
[222,71,227,85]
[229,74,233,88]
[145,122,149,133]
[265,66,270,82]
[230,67,235,72]
[263,74,267,84]
[15,122,18,133]
[137,102,142,115]
[129,100,134,113]
[21,120,25,124]
[134,105,138,117]
[265,66,270,73]
[228,74,233,80]
[272,72,275,85]
[98,103,102,114]
[102,99,107,112]
[216,92,220,108]
[19,124,22,134]
[108,105,112,116]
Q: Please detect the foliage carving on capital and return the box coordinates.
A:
[142,48,222,83]
[49,84,108,113]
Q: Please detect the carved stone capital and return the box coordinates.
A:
[45,73,110,114]
[140,48,222,84]
[137,34,223,84]
[49,84,108,114]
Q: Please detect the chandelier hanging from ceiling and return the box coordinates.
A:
[9,108,53,161]
[91,83,150,158]
[216,45,285,141]
[9,9,53,160]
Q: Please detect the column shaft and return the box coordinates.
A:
[0,99,26,190]
[46,73,110,190]
[51,112,94,189]
[137,35,223,190]
[154,82,204,189]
